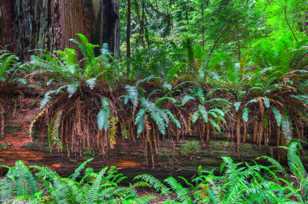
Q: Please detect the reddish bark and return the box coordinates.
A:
[51,0,92,49]
[7,0,119,58]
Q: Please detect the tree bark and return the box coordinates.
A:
[0,0,15,51]
[93,0,120,56]
[126,0,131,73]
[0,0,120,58]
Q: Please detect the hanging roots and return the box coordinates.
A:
[0,100,5,138]
[30,88,119,159]
[28,80,307,162]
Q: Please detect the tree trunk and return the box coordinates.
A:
[1,0,120,58]
[93,0,120,56]
[0,0,15,51]
[126,0,131,73]
[51,0,93,49]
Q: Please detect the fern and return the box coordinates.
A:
[164,177,192,202]
[70,158,94,180]
[134,174,170,195]
[287,141,308,200]
[135,109,146,135]
[0,52,19,81]
[86,167,107,203]
[97,97,111,131]
[164,109,181,128]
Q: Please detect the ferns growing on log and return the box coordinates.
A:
[9,33,303,166]
[29,34,120,158]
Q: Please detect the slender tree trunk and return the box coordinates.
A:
[133,0,146,48]
[126,0,131,73]
[95,0,120,56]
[200,0,205,47]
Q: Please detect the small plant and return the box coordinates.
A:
[121,77,182,166]
[181,86,230,143]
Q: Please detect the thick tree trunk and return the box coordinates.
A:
[13,0,93,58]
[1,0,120,58]
[0,0,15,51]
[53,0,92,49]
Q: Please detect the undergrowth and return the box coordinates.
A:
[0,141,306,204]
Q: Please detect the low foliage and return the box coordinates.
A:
[0,141,306,203]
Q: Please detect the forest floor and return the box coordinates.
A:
[0,97,60,170]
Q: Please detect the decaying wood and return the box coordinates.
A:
[2,139,301,177]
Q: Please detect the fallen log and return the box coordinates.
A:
[2,139,306,178]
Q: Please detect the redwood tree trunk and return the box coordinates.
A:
[0,0,15,51]
[1,0,120,58]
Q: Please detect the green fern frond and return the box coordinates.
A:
[97,97,111,131]
[164,177,192,202]
[134,174,170,195]
[70,158,94,180]
[135,109,146,135]
[164,109,181,128]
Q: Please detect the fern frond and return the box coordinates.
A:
[70,158,94,180]
[164,177,192,202]
[134,174,170,195]
[97,97,110,131]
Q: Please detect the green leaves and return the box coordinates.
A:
[192,110,200,124]
[191,104,225,132]
[0,52,23,83]
[199,105,209,123]
[242,108,249,122]
[291,95,308,105]
[135,109,146,135]
[124,85,139,107]
[97,97,111,131]
[66,83,79,98]
[69,33,98,63]
[263,97,271,108]
[5,161,39,199]
[191,106,206,124]
[165,109,181,129]
[271,107,282,127]
[133,97,182,135]
[181,95,195,106]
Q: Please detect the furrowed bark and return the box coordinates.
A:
[1,0,120,58]
[0,0,15,51]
